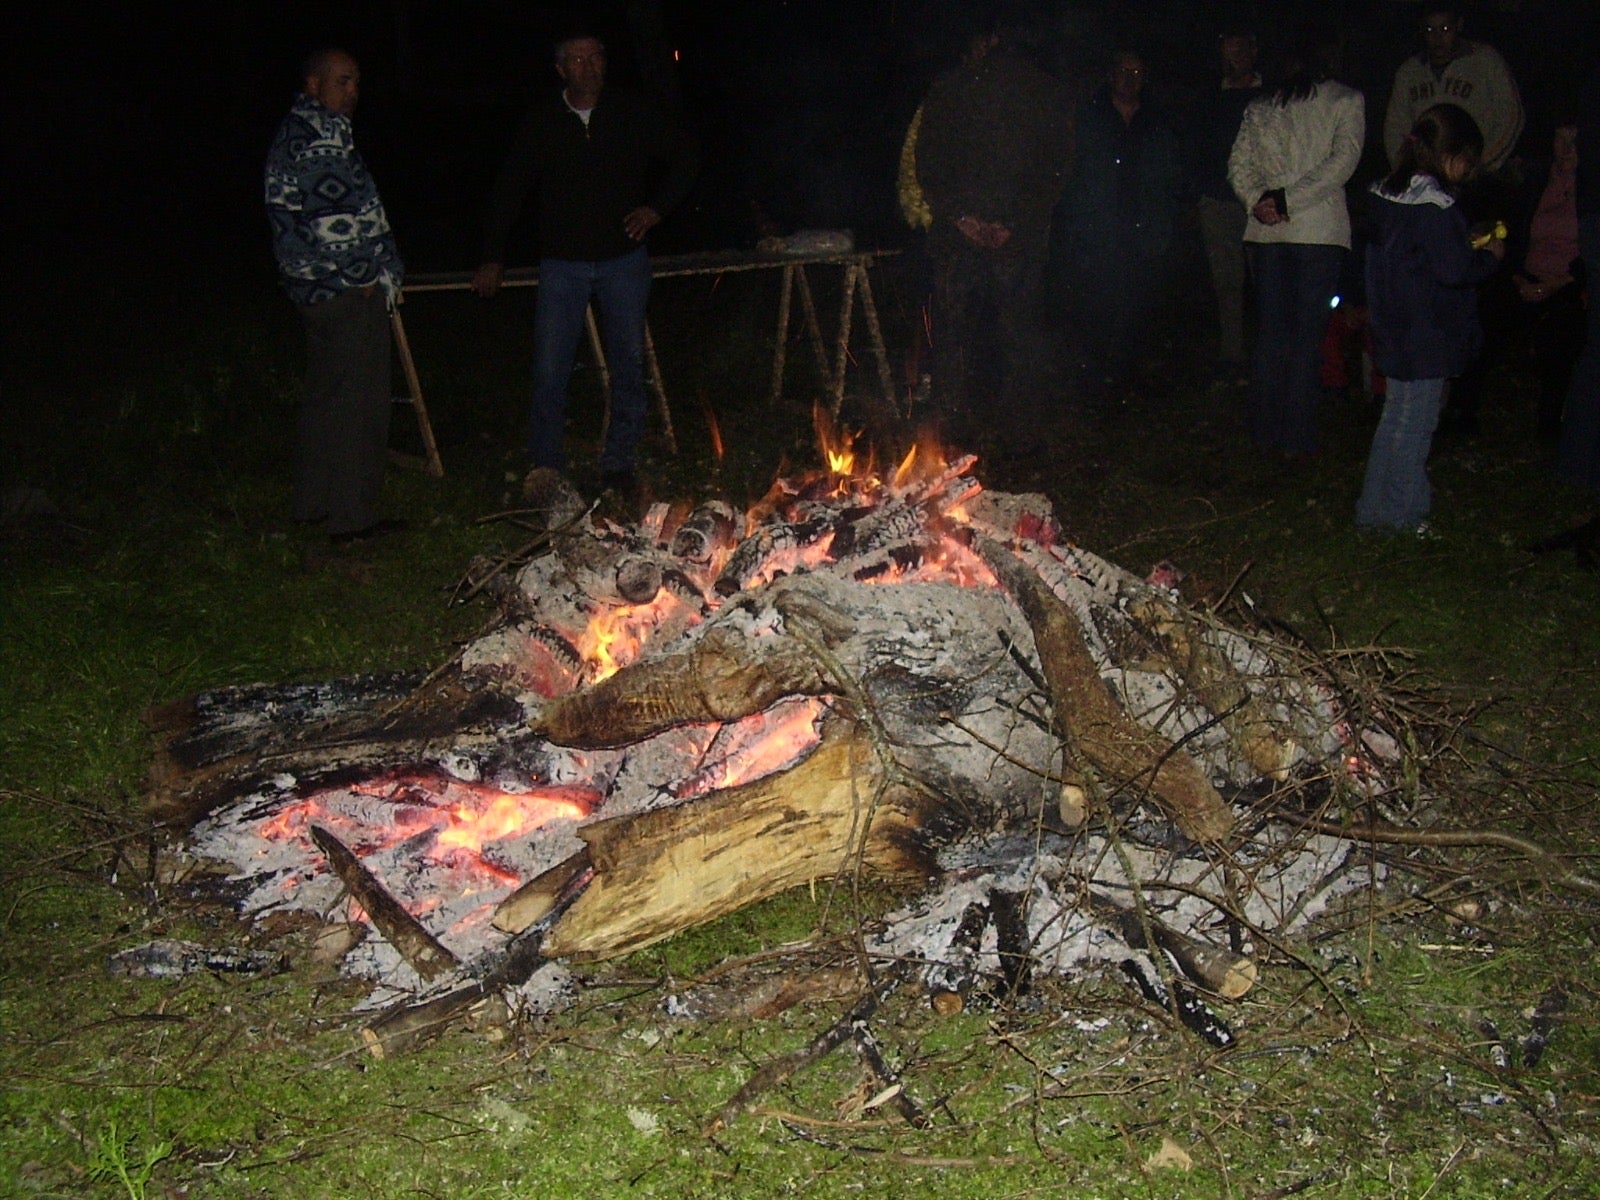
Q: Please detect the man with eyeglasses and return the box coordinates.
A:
[1382,6,1523,172]
[473,28,698,508]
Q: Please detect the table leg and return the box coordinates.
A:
[644,324,676,452]
[389,307,445,477]
[829,262,861,418]
[586,303,613,449]
[770,264,794,405]
[853,260,899,419]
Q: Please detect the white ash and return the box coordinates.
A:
[869,822,1382,995]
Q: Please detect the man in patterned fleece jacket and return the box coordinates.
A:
[265,48,406,545]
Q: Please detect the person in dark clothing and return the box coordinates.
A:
[264,48,408,546]
[1186,30,1264,380]
[1357,103,1505,535]
[1052,50,1183,390]
[1536,66,1600,564]
[1507,123,1584,441]
[473,30,698,497]
[915,23,1073,447]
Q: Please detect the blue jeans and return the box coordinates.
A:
[531,247,652,473]
[1246,242,1345,456]
[1356,376,1445,530]
[1557,213,1600,494]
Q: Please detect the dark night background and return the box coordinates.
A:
[5,0,1598,431]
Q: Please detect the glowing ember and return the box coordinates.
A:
[256,771,599,864]
[437,791,589,854]
[674,698,829,799]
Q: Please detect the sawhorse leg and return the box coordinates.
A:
[770,263,839,408]
[827,260,900,421]
[389,306,445,477]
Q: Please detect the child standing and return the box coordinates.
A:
[1357,103,1506,535]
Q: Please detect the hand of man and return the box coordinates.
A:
[471,262,504,298]
[624,206,661,242]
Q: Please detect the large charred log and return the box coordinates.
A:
[145,668,526,828]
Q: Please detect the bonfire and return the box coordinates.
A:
[146,420,1423,1088]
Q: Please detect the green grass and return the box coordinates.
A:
[4,264,1599,1197]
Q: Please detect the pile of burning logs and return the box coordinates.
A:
[147,444,1401,1062]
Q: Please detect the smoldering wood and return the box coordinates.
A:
[144,669,527,828]
[531,624,832,748]
[361,925,551,1058]
[1086,890,1257,999]
[1119,958,1234,1048]
[310,825,459,982]
[156,467,1397,1062]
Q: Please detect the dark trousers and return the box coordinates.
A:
[1246,242,1345,456]
[531,248,652,474]
[1521,282,1585,437]
[1558,214,1600,493]
[295,287,393,535]
[928,226,1052,444]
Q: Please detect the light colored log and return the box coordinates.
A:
[541,718,930,960]
[972,535,1236,843]
[1127,595,1298,781]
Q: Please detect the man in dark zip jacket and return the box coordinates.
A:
[473,30,698,498]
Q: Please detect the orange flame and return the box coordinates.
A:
[702,390,725,462]
[576,588,687,682]
[813,402,864,484]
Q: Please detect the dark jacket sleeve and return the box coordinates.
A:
[1421,205,1500,289]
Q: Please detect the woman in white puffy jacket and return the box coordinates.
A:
[1228,37,1365,460]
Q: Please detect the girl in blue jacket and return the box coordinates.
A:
[1357,103,1506,534]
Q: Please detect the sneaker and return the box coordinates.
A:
[329,517,409,546]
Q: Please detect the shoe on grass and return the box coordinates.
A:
[329,518,409,546]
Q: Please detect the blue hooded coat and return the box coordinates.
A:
[1364,174,1501,381]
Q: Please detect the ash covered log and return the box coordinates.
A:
[144,668,527,828]
[310,825,459,982]
[972,533,1236,844]
[531,624,831,748]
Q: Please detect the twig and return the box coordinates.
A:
[706,967,905,1134]
[1308,819,1600,896]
